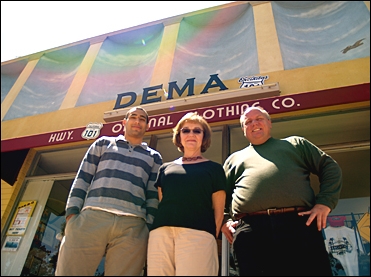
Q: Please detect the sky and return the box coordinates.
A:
[1,1,234,63]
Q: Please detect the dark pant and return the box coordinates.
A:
[232,212,332,276]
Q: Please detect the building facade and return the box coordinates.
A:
[1,1,370,275]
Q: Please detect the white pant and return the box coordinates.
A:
[147,226,218,276]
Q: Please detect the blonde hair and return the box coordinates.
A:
[172,112,212,153]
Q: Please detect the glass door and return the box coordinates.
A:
[1,179,53,276]
[18,179,106,276]
[20,179,71,276]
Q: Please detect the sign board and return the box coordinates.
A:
[7,201,37,236]
[2,236,22,252]
[1,83,369,152]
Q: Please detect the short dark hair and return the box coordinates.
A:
[125,106,149,123]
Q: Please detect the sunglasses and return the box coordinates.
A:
[180,128,203,134]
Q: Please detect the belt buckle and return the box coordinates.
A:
[267,208,276,215]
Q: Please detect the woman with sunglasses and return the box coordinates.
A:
[147,112,227,276]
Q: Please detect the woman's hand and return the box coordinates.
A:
[221,220,238,244]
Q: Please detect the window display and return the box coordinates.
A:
[324,211,370,276]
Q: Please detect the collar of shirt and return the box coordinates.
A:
[115,134,148,149]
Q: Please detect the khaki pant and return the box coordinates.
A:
[147,226,218,276]
[55,209,148,276]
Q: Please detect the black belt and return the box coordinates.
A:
[233,206,308,220]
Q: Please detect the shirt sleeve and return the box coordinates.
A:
[222,153,238,222]
[296,137,343,210]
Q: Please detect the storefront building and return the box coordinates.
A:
[1,1,370,275]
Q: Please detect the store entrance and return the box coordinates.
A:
[19,179,105,276]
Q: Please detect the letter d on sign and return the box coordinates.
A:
[114,92,137,109]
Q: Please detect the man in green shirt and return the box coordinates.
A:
[221,106,342,276]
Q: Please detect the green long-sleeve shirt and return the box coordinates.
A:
[223,136,342,219]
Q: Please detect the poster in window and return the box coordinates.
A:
[7,200,37,236]
[42,226,56,248]
[2,236,22,251]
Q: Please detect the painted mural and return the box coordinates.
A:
[169,3,258,86]
[76,24,164,106]
[271,1,370,69]
[3,43,89,120]
[1,1,370,121]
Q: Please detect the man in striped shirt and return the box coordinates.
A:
[55,106,163,276]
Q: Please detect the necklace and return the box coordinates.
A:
[182,156,203,162]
